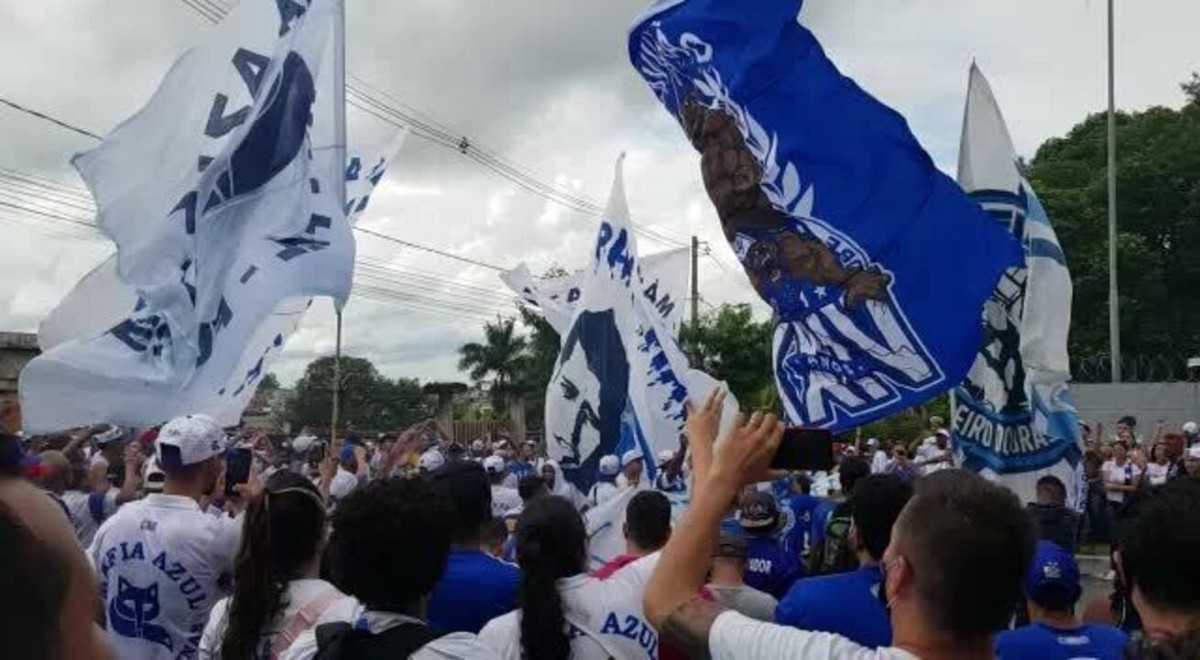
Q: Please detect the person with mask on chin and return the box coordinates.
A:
[88,414,257,660]
[642,389,1035,660]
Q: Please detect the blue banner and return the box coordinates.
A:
[630,0,1022,430]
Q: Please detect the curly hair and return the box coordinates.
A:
[328,476,453,612]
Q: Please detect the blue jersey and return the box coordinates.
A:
[809,499,839,547]
[743,534,804,600]
[507,459,536,482]
[995,623,1127,660]
[784,493,821,553]
[776,564,890,648]
[427,548,520,634]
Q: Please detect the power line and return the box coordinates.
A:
[354,226,504,272]
[0,97,104,141]
[174,0,691,249]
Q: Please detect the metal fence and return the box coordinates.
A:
[1071,353,1200,384]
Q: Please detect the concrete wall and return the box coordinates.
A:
[1072,382,1200,431]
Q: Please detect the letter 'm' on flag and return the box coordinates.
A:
[952,65,1082,507]
[629,0,1022,431]
[20,0,362,432]
[509,157,736,495]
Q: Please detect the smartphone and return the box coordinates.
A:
[224,447,253,497]
[771,428,835,471]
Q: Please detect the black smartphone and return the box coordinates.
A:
[771,428,835,471]
[224,447,252,497]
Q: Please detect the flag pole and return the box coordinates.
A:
[1107,0,1121,383]
[330,0,347,451]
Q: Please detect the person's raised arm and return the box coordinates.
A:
[115,443,143,504]
[645,391,783,658]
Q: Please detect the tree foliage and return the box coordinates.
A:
[681,304,777,410]
[259,373,281,391]
[457,316,529,409]
[1029,78,1200,371]
[287,356,429,431]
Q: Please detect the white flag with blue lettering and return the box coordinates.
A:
[951,65,1081,506]
[509,157,736,499]
[21,0,355,432]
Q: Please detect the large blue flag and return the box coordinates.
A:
[629,0,1023,430]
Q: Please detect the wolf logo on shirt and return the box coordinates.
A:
[109,577,173,652]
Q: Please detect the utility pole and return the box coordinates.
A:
[1107,0,1122,383]
[691,235,700,328]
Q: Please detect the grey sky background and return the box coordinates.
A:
[0,0,1196,387]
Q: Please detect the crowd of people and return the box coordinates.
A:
[3,401,1200,659]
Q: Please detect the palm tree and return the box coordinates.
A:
[458,316,529,410]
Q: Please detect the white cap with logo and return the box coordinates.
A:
[483,455,507,474]
[599,454,621,476]
[621,448,644,466]
[156,414,227,470]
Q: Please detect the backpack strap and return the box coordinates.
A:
[269,588,344,660]
[314,619,448,660]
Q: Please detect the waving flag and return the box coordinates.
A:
[629,0,1022,430]
[21,0,354,432]
[952,65,1081,506]
[515,157,735,495]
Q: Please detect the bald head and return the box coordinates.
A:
[0,477,113,660]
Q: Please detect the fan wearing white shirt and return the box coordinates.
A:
[479,495,662,660]
[642,390,1035,660]
[587,455,622,508]
[88,414,249,660]
[279,477,496,659]
[200,471,355,660]
[484,455,523,518]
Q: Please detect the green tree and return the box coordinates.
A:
[259,373,281,391]
[681,304,777,410]
[1029,75,1200,378]
[515,305,560,427]
[458,316,529,409]
[287,356,429,431]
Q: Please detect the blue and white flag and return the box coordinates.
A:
[22,0,355,432]
[630,1,1022,430]
[952,65,1081,506]
[515,157,736,495]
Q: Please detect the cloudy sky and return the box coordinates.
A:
[0,0,1197,388]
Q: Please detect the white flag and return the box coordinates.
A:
[21,0,354,432]
[952,64,1082,506]
[511,156,736,497]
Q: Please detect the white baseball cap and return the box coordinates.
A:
[483,455,506,474]
[1183,421,1199,436]
[599,455,621,476]
[419,449,445,472]
[471,439,486,452]
[156,414,227,469]
[656,449,675,463]
[622,449,644,466]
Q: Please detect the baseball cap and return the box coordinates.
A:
[656,449,675,463]
[483,455,506,474]
[935,429,950,438]
[471,439,486,452]
[156,414,227,469]
[621,448,644,466]
[419,449,445,472]
[338,443,357,461]
[1183,421,1199,436]
[714,532,748,558]
[738,491,780,530]
[1024,541,1081,610]
[867,437,879,447]
[598,455,620,476]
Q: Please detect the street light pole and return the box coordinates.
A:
[1107,0,1122,383]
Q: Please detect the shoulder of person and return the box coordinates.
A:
[710,610,883,659]
[477,611,519,655]
[421,632,503,659]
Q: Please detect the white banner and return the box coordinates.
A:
[952,65,1082,506]
[507,156,737,498]
[22,0,357,432]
